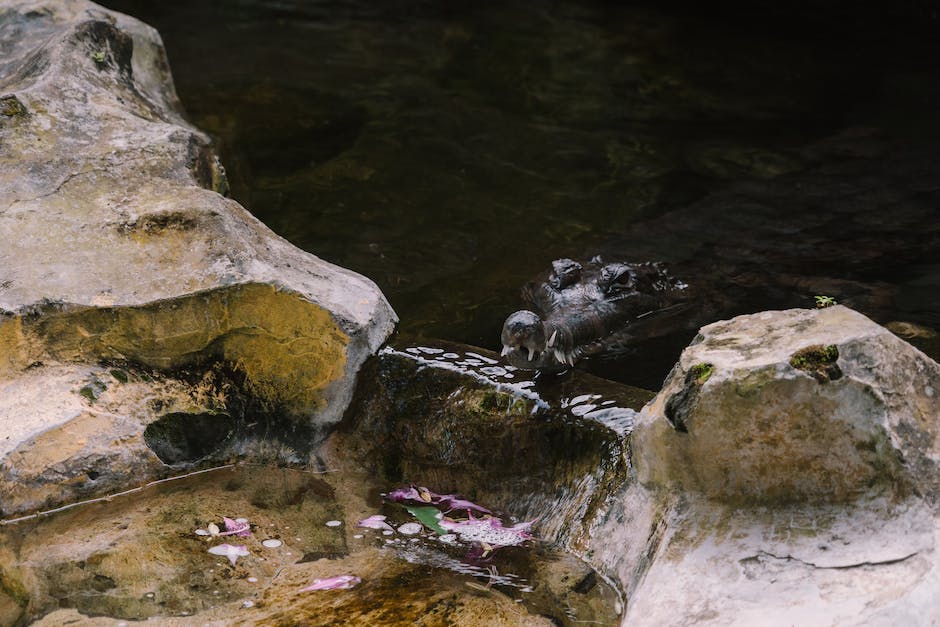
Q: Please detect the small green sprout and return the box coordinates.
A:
[814,295,837,308]
[91,51,106,64]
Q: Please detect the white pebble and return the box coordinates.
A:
[325,520,342,527]
[261,539,283,548]
[382,530,394,536]
[353,534,363,539]
[243,600,255,609]
[398,522,422,535]
[247,577,258,583]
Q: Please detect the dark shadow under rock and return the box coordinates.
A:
[143,412,235,464]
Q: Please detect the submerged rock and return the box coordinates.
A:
[0,0,395,514]
[322,340,653,553]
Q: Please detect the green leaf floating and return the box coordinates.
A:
[405,505,447,535]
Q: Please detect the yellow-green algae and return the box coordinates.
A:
[3,284,348,416]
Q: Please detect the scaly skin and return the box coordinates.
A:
[500,257,687,371]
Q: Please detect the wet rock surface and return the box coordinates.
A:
[0,0,394,516]
[0,363,218,517]
[324,340,653,553]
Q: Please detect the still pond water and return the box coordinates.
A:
[100,0,940,389]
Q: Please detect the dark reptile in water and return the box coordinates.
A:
[500,257,690,371]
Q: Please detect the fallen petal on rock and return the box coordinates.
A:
[208,543,250,566]
[387,485,441,504]
[221,516,252,537]
[439,496,492,515]
[387,485,492,515]
[357,514,394,531]
[300,575,362,591]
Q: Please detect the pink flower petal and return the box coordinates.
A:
[300,575,361,591]
[208,543,250,566]
[439,496,492,515]
[386,486,440,503]
[357,515,394,532]
[220,516,252,537]
[387,486,491,514]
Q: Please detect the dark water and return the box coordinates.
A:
[101,0,940,389]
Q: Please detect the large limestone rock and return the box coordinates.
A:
[0,0,396,516]
[635,305,940,503]
[605,306,940,625]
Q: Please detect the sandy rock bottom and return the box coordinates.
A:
[1,464,619,626]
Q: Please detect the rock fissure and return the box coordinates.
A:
[4,150,162,212]
[751,549,921,571]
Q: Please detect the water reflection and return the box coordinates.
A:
[389,342,648,433]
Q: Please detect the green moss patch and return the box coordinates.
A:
[789,344,841,383]
[0,95,28,118]
[689,363,714,385]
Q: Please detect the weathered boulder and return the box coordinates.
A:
[600,306,940,625]
[0,0,396,515]
[634,305,940,503]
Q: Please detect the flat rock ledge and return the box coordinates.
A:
[586,306,940,626]
[0,0,396,520]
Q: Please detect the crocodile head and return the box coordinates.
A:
[500,257,688,371]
